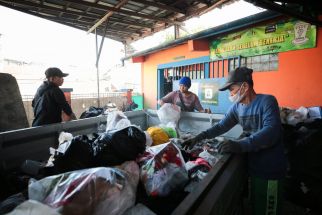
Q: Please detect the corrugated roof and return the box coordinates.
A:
[0,0,234,43]
[0,0,320,45]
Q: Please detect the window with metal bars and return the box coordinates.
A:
[239,53,278,72]
[162,53,277,82]
[163,56,241,81]
[163,63,206,81]
[208,56,241,78]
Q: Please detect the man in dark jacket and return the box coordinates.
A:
[32,67,76,126]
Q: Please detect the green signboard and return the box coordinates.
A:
[210,19,316,60]
[200,82,219,105]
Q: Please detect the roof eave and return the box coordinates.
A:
[122,10,282,61]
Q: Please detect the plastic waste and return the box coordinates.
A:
[157,103,181,128]
[198,150,218,167]
[106,111,131,131]
[80,106,105,119]
[138,142,188,197]
[160,127,177,138]
[287,106,309,126]
[93,126,146,166]
[48,135,95,175]
[144,131,153,147]
[4,200,60,215]
[58,132,73,144]
[123,203,156,215]
[29,165,138,215]
[0,193,26,214]
[146,127,169,146]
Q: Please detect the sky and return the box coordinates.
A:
[0,5,124,69]
[0,1,264,66]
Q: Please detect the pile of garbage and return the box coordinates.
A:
[0,105,226,215]
[280,106,322,214]
[280,106,321,126]
[79,101,139,120]
[79,102,120,119]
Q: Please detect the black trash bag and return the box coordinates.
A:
[43,135,98,176]
[136,181,188,215]
[80,106,105,119]
[283,119,322,213]
[92,126,146,166]
[124,101,138,112]
[284,178,322,214]
[0,170,29,202]
[0,192,27,214]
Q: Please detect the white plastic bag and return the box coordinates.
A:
[144,131,153,147]
[157,103,181,128]
[5,200,60,215]
[106,111,131,131]
[58,132,73,144]
[286,106,309,126]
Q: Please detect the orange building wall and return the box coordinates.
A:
[142,27,322,109]
[253,28,322,108]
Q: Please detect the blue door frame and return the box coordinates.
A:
[157,55,241,113]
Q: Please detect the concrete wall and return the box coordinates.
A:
[252,30,322,108]
[23,95,127,126]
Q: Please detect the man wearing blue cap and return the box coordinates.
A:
[158,76,210,113]
[183,67,286,215]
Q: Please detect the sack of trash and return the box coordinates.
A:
[80,106,105,119]
[92,126,146,166]
[29,163,139,215]
[45,134,97,176]
[146,127,169,146]
[137,142,188,197]
[279,106,320,126]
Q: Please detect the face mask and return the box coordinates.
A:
[228,83,246,103]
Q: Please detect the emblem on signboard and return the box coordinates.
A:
[205,89,213,99]
[292,21,309,45]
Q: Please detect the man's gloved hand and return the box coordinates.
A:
[182,137,197,150]
[217,140,242,154]
[182,132,207,150]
